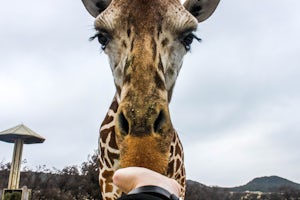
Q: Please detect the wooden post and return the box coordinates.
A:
[8,138,24,189]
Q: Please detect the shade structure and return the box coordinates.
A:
[0,124,45,144]
[0,124,45,189]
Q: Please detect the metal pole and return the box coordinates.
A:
[8,138,23,189]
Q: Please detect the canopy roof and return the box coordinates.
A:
[0,124,45,144]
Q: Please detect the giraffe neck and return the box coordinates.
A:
[98,95,121,199]
[100,94,120,132]
[99,94,120,157]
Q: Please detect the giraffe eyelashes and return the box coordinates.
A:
[181,33,202,51]
[90,30,200,51]
[90,31,111,50]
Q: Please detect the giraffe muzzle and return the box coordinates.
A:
[116,104,172,137]
[115,103,174,174]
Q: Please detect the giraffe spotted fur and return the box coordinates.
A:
[82,0,220,199]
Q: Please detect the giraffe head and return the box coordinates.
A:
[83,0,219,174]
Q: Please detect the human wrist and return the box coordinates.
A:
[128,185,180,200]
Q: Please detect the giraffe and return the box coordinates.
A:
[82,0,220,199]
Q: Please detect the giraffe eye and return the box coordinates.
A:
[181,33,201,51]
[90,31,111,50]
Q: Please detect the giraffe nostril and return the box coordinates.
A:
[154,110,166,133]
[118,112,129,135]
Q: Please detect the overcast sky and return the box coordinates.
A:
[0,0,299,187]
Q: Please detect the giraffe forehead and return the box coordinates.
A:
[95,0,197,33]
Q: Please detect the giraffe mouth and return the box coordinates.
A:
[118,134,173,175]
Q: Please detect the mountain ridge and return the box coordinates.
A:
[185,176,300,200]
[228,175,300,192]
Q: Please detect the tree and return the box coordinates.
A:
[81,151,102,199]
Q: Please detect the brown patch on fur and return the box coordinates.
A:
[175,159,181,172]
[100,146,105,159]
[175,142,181,156]
[102,114,114,126]
[100,126,114,143]
[168,159,175,174]
[151,37,157,60]
[154,71,165,90]
[161,38,169,47]
[122,40,127,48]
[105,157,112,168]
[127,28,131,38]
[109,98,119,113]
[99,177,104,187]
[107,150,119,162]
[130,39,134,51]
[102,170,114,193]
[124,74,131,84]
[99,159,103,169]
[109,129,118,149]
[158,55,164,73]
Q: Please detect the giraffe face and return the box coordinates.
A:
[95,0,198,99]
[83,0,220,174]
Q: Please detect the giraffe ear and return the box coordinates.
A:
[82,0,112,18]
[184,0,220,22]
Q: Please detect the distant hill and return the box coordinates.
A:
[186,180,230,200]
[186,177,300,200]
[229,176,300,192]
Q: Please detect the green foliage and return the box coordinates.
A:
[0,151,101,200]
[3,191,21,200]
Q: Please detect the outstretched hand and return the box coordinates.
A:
[113,167,180,196]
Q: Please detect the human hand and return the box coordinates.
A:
[112,167,181,197]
